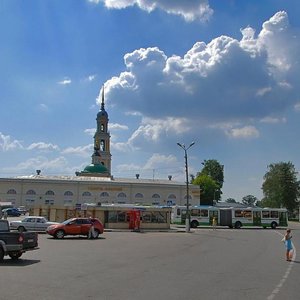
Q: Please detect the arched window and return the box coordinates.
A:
[100,192,109,197]
[82,191,92,197]
[135,193,143,198]
[64,191,74,196]
[100,140,105,151]
[167,194,177,206]
[117,192,127,198]
[184,195,192,200]
[152,194,160,199]
[7,189,17,194]
[45,190,55,195]
[26,190,36,195]
[45,199,55,205]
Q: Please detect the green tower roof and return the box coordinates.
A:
[82,164,108,174]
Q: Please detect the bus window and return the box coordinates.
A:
[271,211,279,218]
[200,210,208,217]
[235,210,242,217]
[243,210,252,218]
[262,211,270,218]
[191,209,200,217]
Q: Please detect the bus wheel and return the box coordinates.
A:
[271,222,277,229]
[190,221,199,228]
[235,221,242,229]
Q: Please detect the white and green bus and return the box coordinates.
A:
[220,207,288,229]
[171,205,219,228]
[172,205,288,229]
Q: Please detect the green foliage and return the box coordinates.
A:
[198,159,224,201]
[242,195,257,206]
[193,174,219,205]
[262,162,300,211]
[225,198,236,203]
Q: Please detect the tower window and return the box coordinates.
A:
[100,140,105,151]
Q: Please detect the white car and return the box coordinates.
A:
[10,216,59,232]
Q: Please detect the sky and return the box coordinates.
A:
[1,0,300,202]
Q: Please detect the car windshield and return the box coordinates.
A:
[62,218,75,225]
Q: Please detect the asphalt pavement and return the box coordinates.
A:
[0,217,299,300]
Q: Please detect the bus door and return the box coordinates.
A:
[219,209,232,227]
[253,211,261,226]
[181,209,187,224]
[279,211,288,227]
[209,210,218,225]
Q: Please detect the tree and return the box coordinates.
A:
[192,174,218,205]
[225,198,236,203]
[262,162,300,211]
[199,159,224,201]
[242,195,257,207]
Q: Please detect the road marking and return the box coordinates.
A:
[267,231,296,300]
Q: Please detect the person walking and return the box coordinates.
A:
[88,218,96,239]
[212,216,217,230]
[283,229,293,261]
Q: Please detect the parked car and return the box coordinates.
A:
[46,217,104,239]
[0,219,39,261]
[17,206,28,215]
[2,208,21,217]
[10,216,59,232]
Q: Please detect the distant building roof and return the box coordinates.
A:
[8,174,188,186]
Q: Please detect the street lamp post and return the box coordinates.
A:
[177,141,195,232]
[199,185,201,206]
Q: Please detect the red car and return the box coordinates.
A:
[46,217,104,239]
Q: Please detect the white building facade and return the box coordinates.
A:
[0,175,200,208]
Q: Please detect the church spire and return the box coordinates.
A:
[101,85,105,111]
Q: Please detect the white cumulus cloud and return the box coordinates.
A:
[0,133,23,151]
[27,142,60,152]
[2,156,69,173]
[226,126,260,139]
[61,145,93,157]
[99,11,300,142]
[88,0,213,22]
[58,77,72,85]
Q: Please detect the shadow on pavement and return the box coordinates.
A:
[0,259,40,266]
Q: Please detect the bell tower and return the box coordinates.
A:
[92,86,112,175]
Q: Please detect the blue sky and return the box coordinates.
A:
[1,0,300,202]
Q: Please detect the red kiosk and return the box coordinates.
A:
[128,210,141,231]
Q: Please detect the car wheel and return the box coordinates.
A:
[0,248,4,262]
[9,252,22,260]
[18,226,26,233]
[55,230,65,239]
